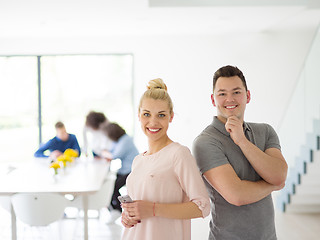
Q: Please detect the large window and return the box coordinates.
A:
[0,54,134,163]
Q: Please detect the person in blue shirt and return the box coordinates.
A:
[101,122,139,223]
[34,121,81,159]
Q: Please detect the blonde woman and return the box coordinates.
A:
[121,78,210,240]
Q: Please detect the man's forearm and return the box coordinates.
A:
[204,165,284,207]
[238,140,287,185]
[228,179,281,206]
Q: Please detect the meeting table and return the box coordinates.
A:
[0,157,110,240]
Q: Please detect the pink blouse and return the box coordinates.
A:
[121,142,210,240]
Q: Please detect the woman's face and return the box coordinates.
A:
[138,98,173,143]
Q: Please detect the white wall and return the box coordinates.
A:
[0,24,317,152]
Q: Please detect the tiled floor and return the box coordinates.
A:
[1,206,320,240]
[0,207,123,240]
[275,211,320,240]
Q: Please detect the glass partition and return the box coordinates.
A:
[276,27,320,211]
[0,57,38,163]
[278,28,320,168]
[0,54,134,164]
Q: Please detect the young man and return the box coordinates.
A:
[193,65,288,240]
[34,121,81,159]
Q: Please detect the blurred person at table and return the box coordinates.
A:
[34,121,81,159]
[82,111,112,159]
[101,122,139,223]
[120,78,210,240]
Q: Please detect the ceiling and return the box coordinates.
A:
[0,0,319,38]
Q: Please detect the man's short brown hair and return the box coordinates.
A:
[55,121,65,129]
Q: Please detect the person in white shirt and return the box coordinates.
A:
[83,111,112,158]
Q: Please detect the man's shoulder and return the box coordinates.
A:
[68,133,77,138]
[67,134,79,142]
[246,121,270,127]
[50,136,58,142]
[246,122,275,133]
[197,123,217,137]
[196,120,225,138]
[193,124,222,149]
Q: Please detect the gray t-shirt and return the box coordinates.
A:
[193,116,281,240]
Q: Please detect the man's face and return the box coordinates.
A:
[56,127,69,141]
[211,76,250,123]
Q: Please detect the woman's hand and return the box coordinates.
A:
[121,210,140,228]
[121,200,154,222]
[101,150,112,161]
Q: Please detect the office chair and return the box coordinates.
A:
[11,193,69,226]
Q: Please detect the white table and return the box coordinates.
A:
[0,158,109,240]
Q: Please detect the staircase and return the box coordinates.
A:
[276,119,320,213]
[286,149,320,213]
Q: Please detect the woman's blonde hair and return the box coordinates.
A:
[138,78,173,114]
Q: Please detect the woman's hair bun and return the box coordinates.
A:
[147,78,167,91]
[139,77,173,114]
